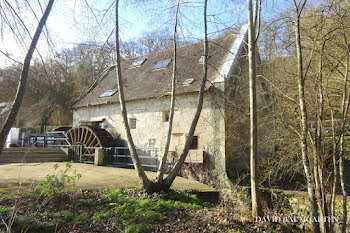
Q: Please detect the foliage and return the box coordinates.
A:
[31,161,81,198]
[12,218,56,233]
[91,209,113,222]
[0,205,13,218]
[74,213,90,224]
[260,189,292,213]
[124,223,147,233]
[100,189,204,232]
[0,187,305,233]
[55,211,75,221]
[28,188,205,232]
[74,198,96,207]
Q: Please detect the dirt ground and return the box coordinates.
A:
[0,162,215,195]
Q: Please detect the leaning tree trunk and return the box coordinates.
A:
[292,1,321,232]
[247,0,262,218]
[164,0,208,187]
[114,0,151,190]
[156,0,180,183]
[0,0,55,156]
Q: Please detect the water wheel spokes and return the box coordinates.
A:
[66,126,116,163]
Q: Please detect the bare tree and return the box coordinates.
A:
[114,0,210,192]
[163,0,209,187]
[120,29,172,58]
[156,0,181,183]
[247,0,262,218]
[114,0,152,190]
[292,0,320,232]
[0,0,55,155]
[338,33,349,233]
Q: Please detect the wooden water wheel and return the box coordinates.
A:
[66,126,117,163]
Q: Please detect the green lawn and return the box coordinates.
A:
[0,162,215,195]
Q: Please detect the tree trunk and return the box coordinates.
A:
[114,0,151,190]
[247,0,262,218]
[339,134,347,233]
[314,43,328,233]
[39,107,55,134]
[0,0,55,156]
[339,50,349,233]
[329,106,338,232]
[164,0,208,187]
[156,0,180,183]
[292,1,321,232]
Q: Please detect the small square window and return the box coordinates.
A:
[148,139,156,147]
[129,118,137,129]
[162,110,170,122]
[154,59,171,70]
[198,56,205,64]
[99,89,118,98]
[130,58,146,68]
[182,78,195,86]
[189,136,198,150]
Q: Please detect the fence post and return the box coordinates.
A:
[79,145,82,162]
[95,148,104,166]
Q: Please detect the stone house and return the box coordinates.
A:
[72,24,261,187]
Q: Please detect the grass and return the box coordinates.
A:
[0,162,215,195]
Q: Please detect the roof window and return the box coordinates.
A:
[198,56,205,64]
[99,89,117,98]
[182,78,195,86]
[130,58,146,68]
[154,59,171,70]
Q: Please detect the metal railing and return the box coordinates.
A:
[103,147,159,171]
[66,145,159,171]
[22,131,70,147]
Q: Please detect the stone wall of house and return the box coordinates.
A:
[72,91,226,187]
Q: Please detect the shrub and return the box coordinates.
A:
[74,213,90,224]
[31,162,81,198]
[92,209,113,222]
[13,218,56,233]
[260,189,292,213]
[0,205,13,218]
[54,211,75,221]
[124,223,147,233]
[101,189,125,203]
[74,199,96,207]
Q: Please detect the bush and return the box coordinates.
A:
[74,199,96,207]
[54,211,75,221]
[0,205,13,218]
[100,189,204,232]
[31,161,81,198]
[74,213,90,224]
[124,223,147,233]
[13,218,56,233]
[101,189,127,203]
[92,209,113,222]
[260,189,292,213]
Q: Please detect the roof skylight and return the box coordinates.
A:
[99,89,118,98]
[154,59,171,70]
[131,58,146,68]
[182,78,195,86]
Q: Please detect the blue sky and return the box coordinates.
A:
[0,0,291,67]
